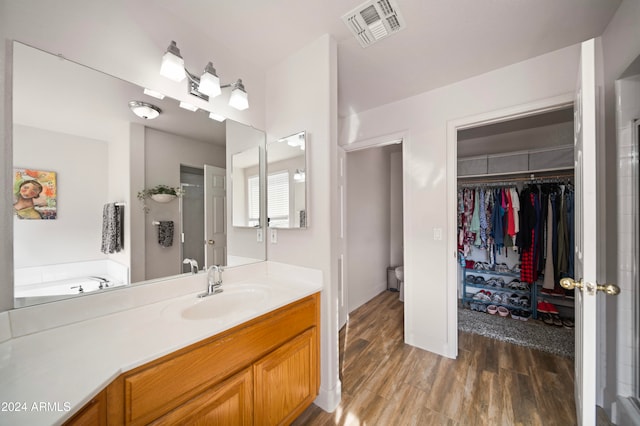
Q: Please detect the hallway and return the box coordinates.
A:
[294,291,576,425]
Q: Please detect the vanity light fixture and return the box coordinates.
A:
[208,112,226,122]
[179,101,198,112]
[227,79,249,111]
[293,169,306,182]
[160,40,249,110]
[128,101,161,120]
[143,88,165,100]
[285,133,305,150]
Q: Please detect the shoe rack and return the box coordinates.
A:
[462,266,535,320]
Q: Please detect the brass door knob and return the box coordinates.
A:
[560,277,620,296]
[596,283,621,296]
[559,278,582,290]
[207,240,215,245]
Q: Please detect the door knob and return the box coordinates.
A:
[559,277,583,290]
[207,240,215,245]
[560,278,620,296]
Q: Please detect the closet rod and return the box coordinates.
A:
[457,171,574,187]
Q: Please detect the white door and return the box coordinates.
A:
[563,38,620,426]
[204,165,226,268]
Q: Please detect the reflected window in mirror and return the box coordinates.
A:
[232,146,261,228]
[266,131,307,229]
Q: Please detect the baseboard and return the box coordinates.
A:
[615,396,640,425]
[314,380,342,412]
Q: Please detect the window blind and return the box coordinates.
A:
[268,171,289,227]
[247,175,260,226]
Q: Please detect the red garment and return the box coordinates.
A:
[506,189,515,237]
[520,230,536,283]
[520,193,536,283]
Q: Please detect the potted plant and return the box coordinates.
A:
[137,185,184,203]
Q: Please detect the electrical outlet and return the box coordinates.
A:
[257,228,263,242]
[270,228,277,244]
[433,227,443,241]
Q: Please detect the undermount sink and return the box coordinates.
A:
[173,284,272,321]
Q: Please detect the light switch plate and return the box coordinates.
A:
[270,228,277,244]
[257,229,263,242]
[433,227,443,241]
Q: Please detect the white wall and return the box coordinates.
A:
[340,44,581,357]
[265,34,340,411]
[346,145,392,312]
[144,127,225,280]
[390,149,404,267]
[13,125,108,267]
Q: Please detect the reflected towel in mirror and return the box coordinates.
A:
[158,221,174,248]
[101,203,124,253]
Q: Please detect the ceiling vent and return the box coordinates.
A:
[342,0,406,48]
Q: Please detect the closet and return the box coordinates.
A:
[456,107,576,328]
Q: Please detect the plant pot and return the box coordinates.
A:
[150,194,176,203]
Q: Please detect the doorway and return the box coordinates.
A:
[454,104,577,356]
[344,139,404,321]
[446,93,576,357]
[180,166,204,273]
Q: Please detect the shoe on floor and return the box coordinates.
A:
[541,313,554,326]
[562,318,575,328]
[551,314,563,327]
[537,301,549,313]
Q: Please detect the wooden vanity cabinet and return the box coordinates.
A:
[100,292,319,426]
[64,391,107,426]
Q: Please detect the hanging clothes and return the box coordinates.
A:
[542,197,555,290]
[457,179,573,286]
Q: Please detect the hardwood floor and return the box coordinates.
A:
[293,290,577,426]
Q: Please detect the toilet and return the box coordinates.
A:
[395,266,404,302]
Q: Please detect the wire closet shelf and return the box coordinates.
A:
[457,169,574,188]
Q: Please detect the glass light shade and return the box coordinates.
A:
[198,63,221,97]
[179,101,198,112]
[160,49,186,82]
[229,87,249,110]
[129,101,161,120]
[208,112,226,122]
[143,88,165,100]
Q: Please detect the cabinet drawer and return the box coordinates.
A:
[117,294,318,426]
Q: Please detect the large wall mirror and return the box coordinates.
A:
[11,41,266,308]
[266,131,307,229]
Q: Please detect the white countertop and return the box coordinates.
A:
[0,262,322,425]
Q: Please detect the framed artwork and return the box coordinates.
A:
[13,168,57,219]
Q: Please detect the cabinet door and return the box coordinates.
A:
[64,391,106,426]
[254,328,318,426]
[150,368,252,426]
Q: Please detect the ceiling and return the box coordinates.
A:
[134,0,621,117]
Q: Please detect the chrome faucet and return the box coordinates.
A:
[183,258,199,274]
[89,276,110,289]
[199,265,224,298]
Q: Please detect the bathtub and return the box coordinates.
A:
[14,260,129,307]
[15,277,126,298]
